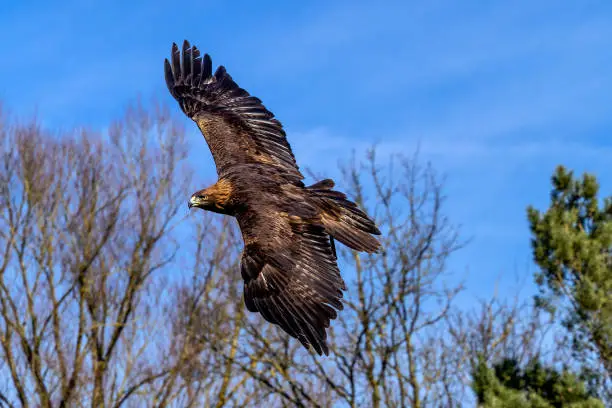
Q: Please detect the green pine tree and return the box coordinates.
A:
[527,166,612,391]
[472,356,604,408]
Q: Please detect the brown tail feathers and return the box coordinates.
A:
[308,179,381,253]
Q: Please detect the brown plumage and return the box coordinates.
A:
[166,40,381,355]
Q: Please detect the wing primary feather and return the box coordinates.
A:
[171,43,181,84]
[330,236,337,259]
[182,40,192,85]
[192,46,202,87]
[214,65,227,80]
[164,59,175,94]
[202,53,212,80]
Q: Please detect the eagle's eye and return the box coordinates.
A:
[198,194,208,200]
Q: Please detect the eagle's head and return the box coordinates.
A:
[188,179,234,215]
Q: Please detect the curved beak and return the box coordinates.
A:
[188,195,198,210]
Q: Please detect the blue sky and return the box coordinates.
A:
[1,0,611,303]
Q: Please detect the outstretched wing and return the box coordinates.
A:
[238,210,345,355]
[164,40,303,180]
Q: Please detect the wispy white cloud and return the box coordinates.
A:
[289,126,612,170]
[419,139,612,167]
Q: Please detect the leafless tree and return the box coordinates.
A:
[0,102,193,407]
[445,287,561,403]
[306,150,465,408]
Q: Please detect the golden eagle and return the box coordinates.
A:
[165,40,381,355]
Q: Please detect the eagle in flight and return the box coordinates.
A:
[165,40,381,355]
